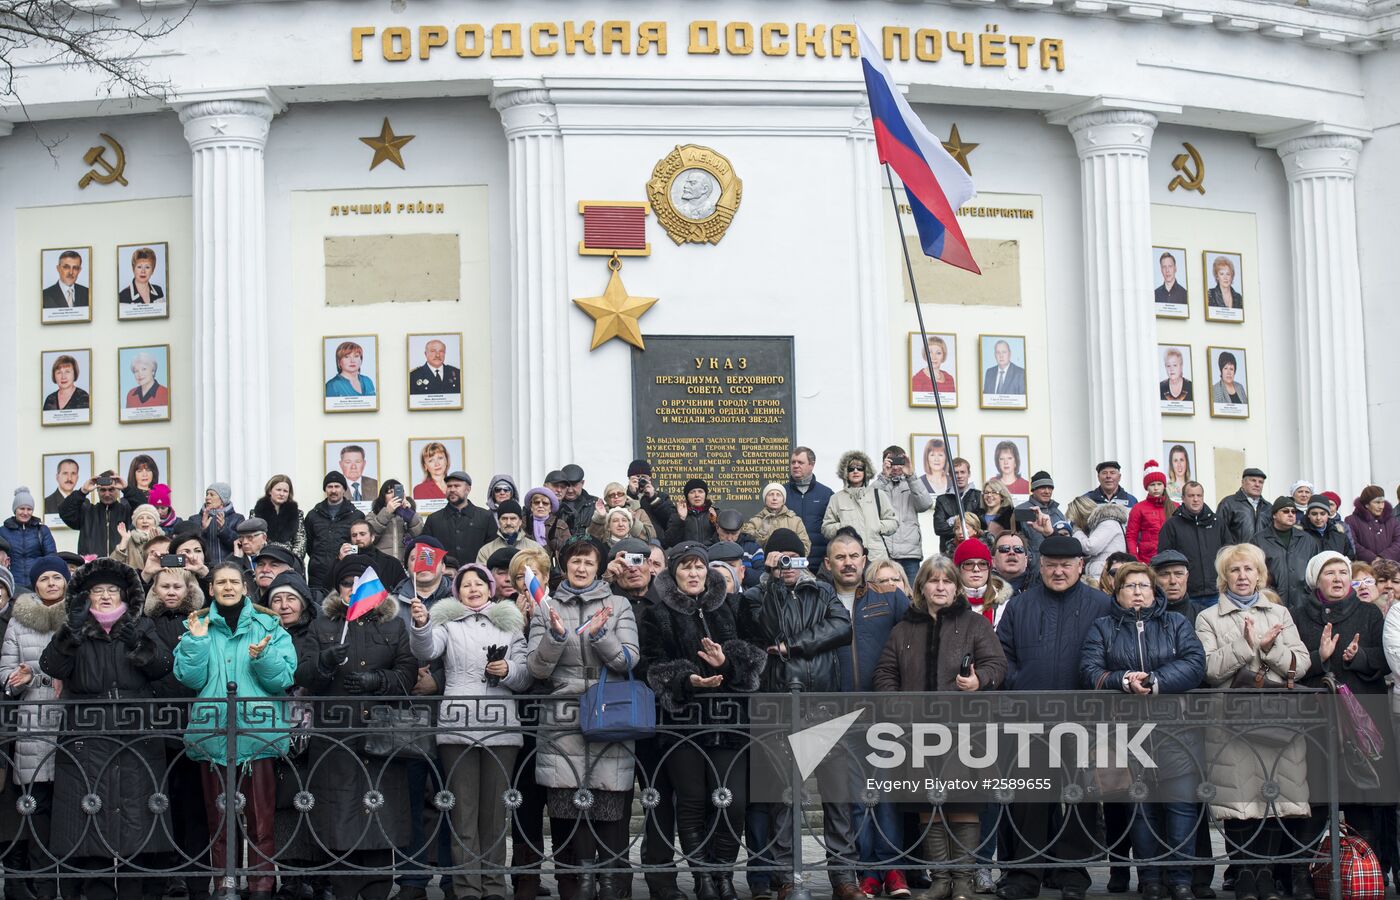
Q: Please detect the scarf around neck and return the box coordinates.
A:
[1226,589,1262,609]
[91,603,128,633]
[532,516,549,544]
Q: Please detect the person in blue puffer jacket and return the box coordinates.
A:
[1,488,56,591]
[1080,560,1207,900]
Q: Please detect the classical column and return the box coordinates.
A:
[848,106,894,452]
[176,89,282,505]
[1061,104,1165,473]
[492,85,573,482]
[1269,131,1369,495]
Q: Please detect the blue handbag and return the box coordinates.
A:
[579,647,656,742]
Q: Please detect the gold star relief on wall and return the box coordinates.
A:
[359,118,415,170]
[942,124,978,176]
[573,259,658,351]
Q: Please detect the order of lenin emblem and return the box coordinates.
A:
[646,144,742,245]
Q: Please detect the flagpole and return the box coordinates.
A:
[883,163,967,530]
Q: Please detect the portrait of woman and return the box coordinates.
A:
[116,244,168,319]
[1158,345,1194,415]
[125,453,161,494]
[1209,347,1249,416]
[323,336,378,412]
[983,437,1031,497]
[413,441,450,501]
[117,345,171,423]
[914,435,960,496]
[1204,252,1244,322]
[1163,443,1194,503]
[909,333,958,408]
[41,350,91,426]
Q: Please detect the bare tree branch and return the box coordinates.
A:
[0,0,194,152]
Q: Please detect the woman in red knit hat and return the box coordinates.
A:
[1126,461,1175,564]
[952,538,1011,626]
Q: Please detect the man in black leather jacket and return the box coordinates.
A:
[738,528,863,900]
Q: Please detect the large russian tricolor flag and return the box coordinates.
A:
[857,26,980,275]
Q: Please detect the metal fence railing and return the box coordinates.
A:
[0,686,1375,900]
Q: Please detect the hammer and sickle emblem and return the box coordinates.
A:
[1168,142,1204,195]
[78,133,128,189]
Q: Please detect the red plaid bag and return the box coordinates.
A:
[1311,823,1385,900]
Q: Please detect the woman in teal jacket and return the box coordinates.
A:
[173,559,296,900]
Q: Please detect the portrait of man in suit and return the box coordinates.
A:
[409,338,461,396]
[981,337,1027,406]
[338,444,378,504]
[41,250,90,314]
[44,457,81,514]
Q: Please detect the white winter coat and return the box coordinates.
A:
[409,598,532,747]
[1194,594,1312,820]
[0,593,67,784]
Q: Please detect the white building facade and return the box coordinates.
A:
[3,0,1396,545]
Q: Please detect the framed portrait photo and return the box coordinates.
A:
[1158,344,1195,416]
[909,433,962,496]
[40,246,93,324]
[978,335,1028,410]
[41,349,92,426]
[117,344,171,423]
[1152,246,1189,319]
[1207,346,1250,418]
[907,332,958,409]
[323,335,379,413]
[115,242,170,320]
[1161,441,1197,504]
[406,333,464,411]
[982,435,1032,502]
[1203,251,1244,323]
[118,448,170,499]
[324,440,380,511]
[41,451,93,528]
[408,437,465,514]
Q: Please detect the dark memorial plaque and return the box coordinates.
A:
[632,335,795,518]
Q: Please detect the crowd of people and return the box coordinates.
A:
[0,447,1398,900]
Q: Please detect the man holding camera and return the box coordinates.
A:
[58,471,132,557]
[738,528,862,900]
[342,519,407,592]
[1014,471,1068,572]
[876,445,934,581]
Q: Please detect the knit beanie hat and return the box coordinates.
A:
[1142,460,1167,490]
[1270,495,1295,516]
[495,499,523,519]
[323,471,348,490]
[606,506,634,527]
[1305,551,1351,590]
[1319,491,1342,510]
[148,484,172,507]
[208,482,233,505]
[765,528,806,558]
[132,504,160,526]
[1029,471,1054,491]
[762,482,786,502]
[453,563,497,597]
[666,541,710,576]
[1289,480,1314,497]
[29,555,71,586]
[627,459,653,477]
[683,478,709,498]
[0,566,13,598]
[953,539,992,567]
[12,487,36,513]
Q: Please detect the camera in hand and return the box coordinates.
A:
[778,556,809,570]
[1013,507,1038,524]
[620,552,646,567]
[95,476,114,487]
[159,554,186,568]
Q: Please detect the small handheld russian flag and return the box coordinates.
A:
[346,567,388,622]
[523,565,550,611]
